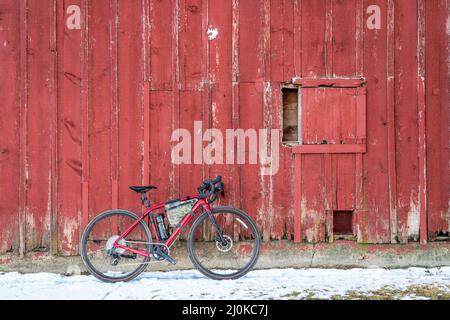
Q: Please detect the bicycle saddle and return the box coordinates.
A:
[129,185,157,193]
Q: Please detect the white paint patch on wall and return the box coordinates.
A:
[407,194,420,241]
[207,26,219,40]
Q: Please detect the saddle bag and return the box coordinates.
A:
[165,199,198,226]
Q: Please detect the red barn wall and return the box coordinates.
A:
[0,0,448,255]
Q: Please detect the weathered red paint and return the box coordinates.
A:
[0,0,449,256]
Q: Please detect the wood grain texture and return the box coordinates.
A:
[1,0,449,253]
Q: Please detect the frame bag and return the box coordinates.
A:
[165,199,198,226]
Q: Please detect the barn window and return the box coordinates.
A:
[282,87,300,144]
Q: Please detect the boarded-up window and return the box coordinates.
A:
[282,88,299,143]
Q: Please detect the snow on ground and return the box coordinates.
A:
[0,267,449,300]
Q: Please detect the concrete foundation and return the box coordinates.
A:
[0,241,449,275]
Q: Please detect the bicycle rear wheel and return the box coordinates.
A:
[187,206,261,280]
[80,210,152,283]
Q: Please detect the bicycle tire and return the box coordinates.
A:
[187,206,261,280]
[80,209,152,283]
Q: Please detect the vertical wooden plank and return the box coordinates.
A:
[270,0,284,82]
[417,0,427,244]
[177,0,202,202]
[283,0,294,81]
[238,82,265,235]
[143,0,151,82]
[148,0,175,204]
[111,0,119,208]
[49,0,58,255]
[361,0,390,243]
[355,86,366,242]
[179,0,202,91]
[0,0,21,253]
[87,0,111,222]
[300,155,326,242]
[231,0,241,210]
[239,0,264,82]
[355,0,364,76]
[178,92,203,197]
[331,0,357,76]
[301,0,326,77]
[262,0,270,82]
[238,1,266,237]
[293,0,302,77]
[355,87,367,143]
[171,0,180,199]
[80,0,89,235]
[425,0,450,239]
[394,0,419,243]
[117,0,143,214]
[25,0,55,252]
[386,0,398,243]
[201,0,210,190]
[335,154,356,211]
[57,0,84,255]
[149,92,174,204]
[261,85,273,239]
[354,153,363,237]
[270,0,294,82]
[324,0,332,76]
[18,0,27,258]
[261,0,274,238]
[261,81,273,240]
[293,154,301,242]
[143,81,150,186]
[324,154,333,242]
[418,78,427,244]
[109,0,119,236]
[150,0,173,90]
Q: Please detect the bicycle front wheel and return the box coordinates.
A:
[80,210,152,283]
[187,206,261,280]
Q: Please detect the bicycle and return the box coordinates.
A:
[80,176,261,282]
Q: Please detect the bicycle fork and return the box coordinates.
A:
[206,210,228,246]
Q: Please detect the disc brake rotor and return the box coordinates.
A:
[216,235,233,253]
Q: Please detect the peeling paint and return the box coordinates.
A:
[407,194,420,241]
[301,197,322,243]
[61,217,79,254]
[206,25,218,40]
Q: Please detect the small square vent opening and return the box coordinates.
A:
[333,211,354,240]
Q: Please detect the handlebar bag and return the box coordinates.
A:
[165,199,198,226]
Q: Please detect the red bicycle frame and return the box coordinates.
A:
[113,195,212,258]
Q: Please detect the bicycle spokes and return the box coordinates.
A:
[188,208,261,279]
[82,212,152,280]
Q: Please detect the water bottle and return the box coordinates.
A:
[156,214,168,240]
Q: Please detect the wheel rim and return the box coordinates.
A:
[82,212,151,280]
[189,210,260,279]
